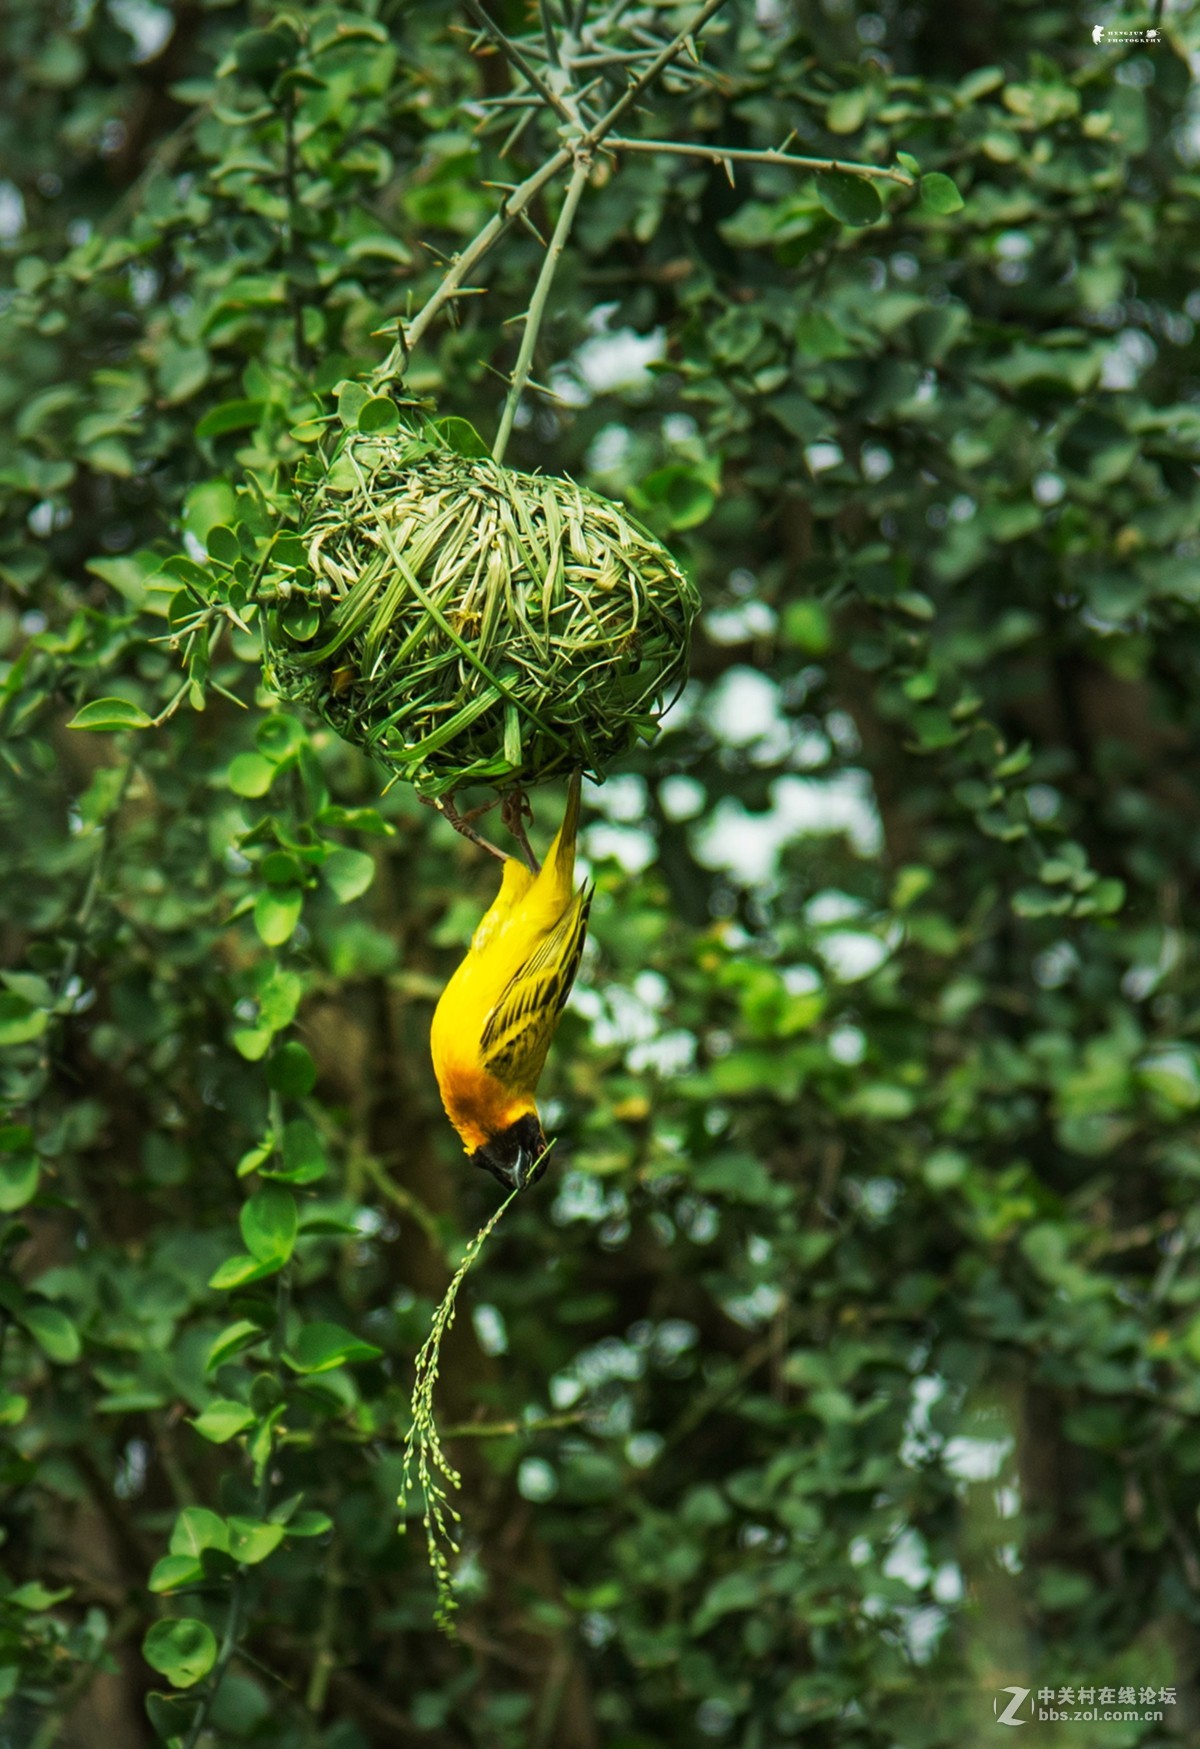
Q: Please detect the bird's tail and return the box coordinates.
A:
[539,769,583,902]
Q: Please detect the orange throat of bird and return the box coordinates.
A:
[438,1060,537,1156]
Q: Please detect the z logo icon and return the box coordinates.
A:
[994,1687,1030,1727]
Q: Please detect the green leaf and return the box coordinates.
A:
[322,846,375,903]
[267,1040,317,1097]
[234,23,300,81]
[1076,877,1125,917]
[261,850,305,887]
[157,342,210,406]
[826,87,868,134]
[849,1082,916,1119]
[285,1321,383,1374]
[282,601,321,642]
[0,1152,39,1212]
[312,14,389,45]
[170,1507,229,1558]
[208,1251,281,1289]
[269,1120,327,1184]
[144,1692,202,1741]
[336,381,371,429]
[205,524,241,566]
[205,1318,268,1372]
[67,697,152,732]
[1012,887,1073,919]
[21,1304,81,1363]
[815,171,882,227]
[148,1555,204,1594]
[0,995,48,1047]
[920,172,966,214]
[231,1028,271,1063]
[316,804,395,838]
[249,1404,285,1486]
[435,415,490,459]
[254,886,303,947]
[195,399,266,440]
[924,1148,968,1190]
[357,395,400,434]
[956,64,1005,105]
[693,1152,783,1205]
[143,1617,218,1690]
[228,752,277,798]
[256,713,307,760]
[283,1510,334,1537]
[181,479,238,541]
[191,1399,255,1444]
[780,600,831,653]
[240,1184,298,1265]
[299,1212,359,1236]
[637,464,717,532]
[891,865,934,909]
[0,1391,29,1426]
[86,553,154,607]
[227,1517,284,1564]
[236,1137,275,1178]
[1138,1047,1200,1112]
[693,1569,764,1631]
[10,1581,72,1610]
[258,967,304,1029]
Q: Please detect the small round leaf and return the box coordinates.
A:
[228,752,276,798]
[254,887,303,947]
[68,697,152,732]
[920,172,966,214]
[357,395,400,434]
[143,1617,218,1689]
[815,170,882,227]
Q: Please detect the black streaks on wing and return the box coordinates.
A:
[481,885,594,1088]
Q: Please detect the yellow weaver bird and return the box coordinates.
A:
[430,772,592,1193]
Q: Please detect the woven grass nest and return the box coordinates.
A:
[261,430,699,798]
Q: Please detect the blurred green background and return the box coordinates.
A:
[2,0,1200,1744]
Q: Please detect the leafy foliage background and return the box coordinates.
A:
[2,0,1200,1744]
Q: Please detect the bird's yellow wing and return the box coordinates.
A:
[480,881,593,1091]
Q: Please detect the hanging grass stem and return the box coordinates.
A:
[399,1188,520,1632]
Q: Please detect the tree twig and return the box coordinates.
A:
[492,150,592,463]
[463,0,575,125]
[437,1409,587,1438]
[604,133,916,185]
[359,1151,448,1256]
[372,0,734,386]
[584,0,730,143]
[371,146,573,385]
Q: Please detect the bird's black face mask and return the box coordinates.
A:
[471,1112,550,1193]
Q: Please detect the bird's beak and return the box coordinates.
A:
[514,1142,550,1192]
[470,1117,554,1193]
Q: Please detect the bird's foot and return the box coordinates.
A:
[501,787,540,874]
[421,792,509,862]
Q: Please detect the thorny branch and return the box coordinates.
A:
[372,0,913,446]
